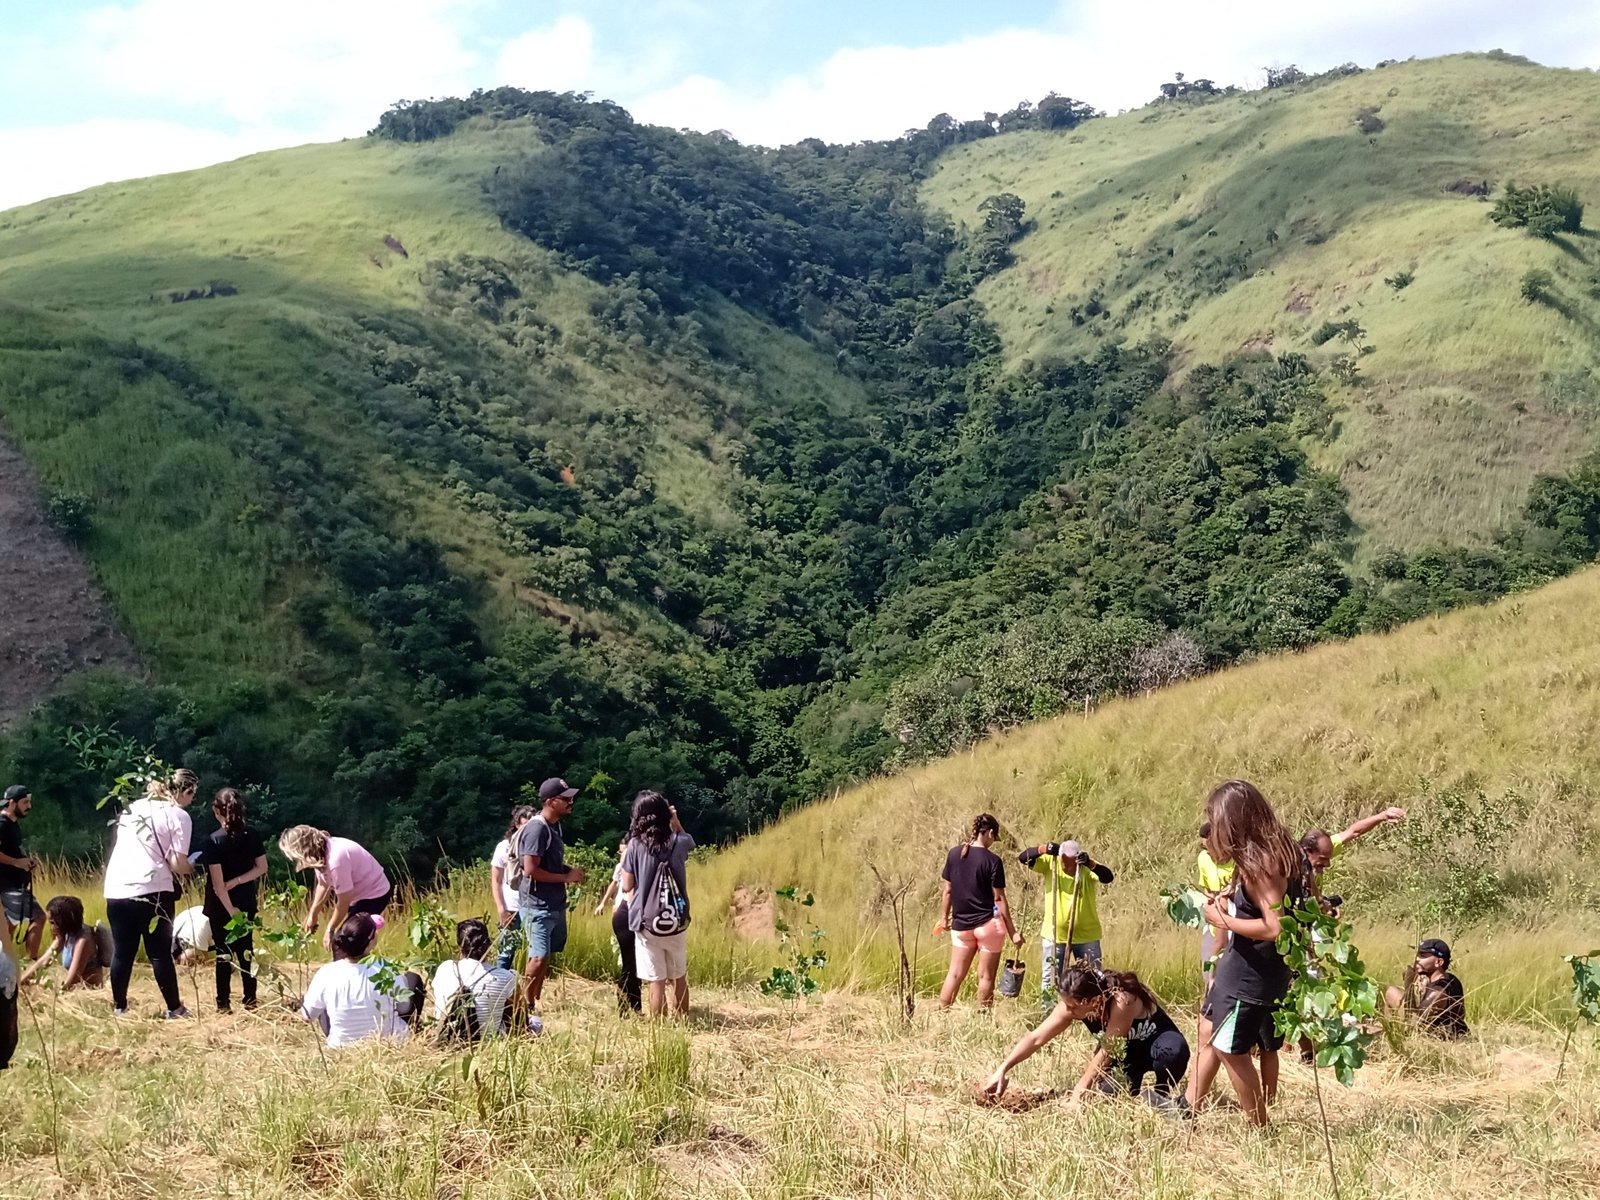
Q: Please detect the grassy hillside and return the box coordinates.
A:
[697,565,1600,1014]
[924,54,1600,548]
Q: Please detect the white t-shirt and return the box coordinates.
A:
[490,838,520,913]
[300,959,409,1049]
[172,906,212,952]
[104,798,193,899]
[430,958,518,1035]
[611,862,631,910]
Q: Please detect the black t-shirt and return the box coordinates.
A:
[199,827,267,910]
[0,812,29,892]
[1421,972,1469,1038]
[517,815,567,908]
[941,844,1006,932]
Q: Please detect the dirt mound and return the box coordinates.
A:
[0,424,141,726]
[971,1083,1064,1112]
[730,886,774,940]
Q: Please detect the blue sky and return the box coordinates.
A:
[0,0,1595,210]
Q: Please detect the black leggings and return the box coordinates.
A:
[1119,1029,1191,1096]
[349,886,393,917]
[107,891,181,1012]
[612,903,641,1014]
[206,905,257,1009]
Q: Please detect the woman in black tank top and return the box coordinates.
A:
[1184,780,1300,1127]
[984,964,1190,1108]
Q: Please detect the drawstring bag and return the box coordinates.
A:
[648,843,690,936]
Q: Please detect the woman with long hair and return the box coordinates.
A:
[1185,780,1302,1126]
[594,837,640,1014]
[936,814,1022,1010]
[197,789,268,1011]
[619,791,694,1019]
[984,964,1190,1108]
[17,896,105,990]
[490,804,535,970]
[299,913,419,1048]
[102,768,198,1017]
[278,826,392,951]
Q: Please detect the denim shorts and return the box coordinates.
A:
[520,904,568,959]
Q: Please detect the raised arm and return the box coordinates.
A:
[1337,807,1407,845]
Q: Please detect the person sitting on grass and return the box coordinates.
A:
[431,918,518,1041]
[299,913,422,1048]
[936,814,1023,1010]
[17,896,104,990]
[1384,938,1468,1039]
[984,964,1190,1111]
[279,826,394,951]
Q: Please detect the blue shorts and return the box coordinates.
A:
[520,904,567,960]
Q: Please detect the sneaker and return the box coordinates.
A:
[112,1007,129,1017]
[1143,1089,1192,1120]
[164,1006,192,1020]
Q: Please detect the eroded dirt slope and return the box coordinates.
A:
[0,423,140,725]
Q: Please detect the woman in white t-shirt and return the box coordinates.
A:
[489,805,534,969]
[593,838,639,1014]
[299,913,417,1049]
[431,918,518,1040]
[102,768,198,1018]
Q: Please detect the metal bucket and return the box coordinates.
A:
[998,958,1027,999]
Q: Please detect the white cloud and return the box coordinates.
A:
[0,119,297,212]
[76,0,481,131]
[496,15,597,94]
[628,0,1600,146]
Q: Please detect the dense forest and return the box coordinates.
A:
[7,83,1600,872]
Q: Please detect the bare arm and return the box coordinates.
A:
[1205,871,1287,942]
[594,878,618,915]
[985,1002,1077,1095]
[302,879,331,932]
[993,886,1024,947]
[209,863,237,915]
[937,879,952,931]
[522,854,584,884]
[223,855,268,894]
[620,869,637,893]
[1070,993,1138,1102]
[17,939,58,987]
[0,850,35,871]
[1338,807,1406,845]
[490,863,511,921]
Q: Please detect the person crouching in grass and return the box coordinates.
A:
[1384,938,1468,1038]
[17,896,104,991]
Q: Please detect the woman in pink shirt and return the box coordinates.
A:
[278,826,393,951]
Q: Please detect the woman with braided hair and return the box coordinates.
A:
[936,813,1022,1010]
[197,788,268,1011]
[983,964,1190,1109]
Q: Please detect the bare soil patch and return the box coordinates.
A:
[0,423,141,725]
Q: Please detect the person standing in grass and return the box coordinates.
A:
[1185,779,1303,1126]
[1019,837,1113,999]
[1298,805,1407,895]
[279,826,393,951]
[103,768,198,1018]
[0,785,45,961]
[594,837,640,1015]
[432,918,519,1040]
[17,896,104,990]
[1196,822,1233,995]
[1384,938,1469,1038]
[198,789,268,1012]
[518,778,585,1022]
[984,964,1190,1109]
[936,814,1022,1010]
[490,804,535,970]
[620,791,694,1020]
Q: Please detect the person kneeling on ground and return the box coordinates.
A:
[432,918,518,1041]
[620,790,694,1020]
[18,896,105,990]
[171,904,213,967]
[1384,938,1468,1039]
[984,964,1189,1110]
[300,914,423,1048]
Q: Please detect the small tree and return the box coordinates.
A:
[759,887,828,1007]
[1558,950,1600,1078]
[1492,183,1584,237]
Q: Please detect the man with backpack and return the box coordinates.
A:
[619,790,693,1020]
[517,778,585,1025]
[0,785,45,961]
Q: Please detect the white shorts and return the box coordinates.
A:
[635,930,688,982]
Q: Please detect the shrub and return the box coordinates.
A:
[1521,268,1555,304]
[1310,319,1365,346]
[1492,183,1584,237]
[1385,270,1414,291]
[44,490,93,542]
[1354,106,1385,135]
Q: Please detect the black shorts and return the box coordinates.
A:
[1203,992,1285,1054]
[349,886,393,917]
[0,890,43,926]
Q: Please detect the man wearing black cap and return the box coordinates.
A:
[1384,938,1468,1038]
[516,777,585,1023]
[0,786,44,961]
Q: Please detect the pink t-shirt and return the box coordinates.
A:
[318,837,390,903]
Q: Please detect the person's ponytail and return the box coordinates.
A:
[964,813,1000,857]
[213,788,247,839]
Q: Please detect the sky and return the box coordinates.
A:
[0,0,1596,212]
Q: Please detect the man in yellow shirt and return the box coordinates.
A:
[1018,839,1114,1000]
[1298,805,1407,897]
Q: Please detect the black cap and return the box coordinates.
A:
[1417,938,1451,963]
[3,785,29,804]
[538,777,579,801]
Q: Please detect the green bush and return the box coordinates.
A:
[44,490,93,542]
[1385,270,1414,291]
[1521,268,1555,303]
[1492,182,1584,237]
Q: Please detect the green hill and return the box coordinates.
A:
[923,53,1600,549]
[3,61,1600,866]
